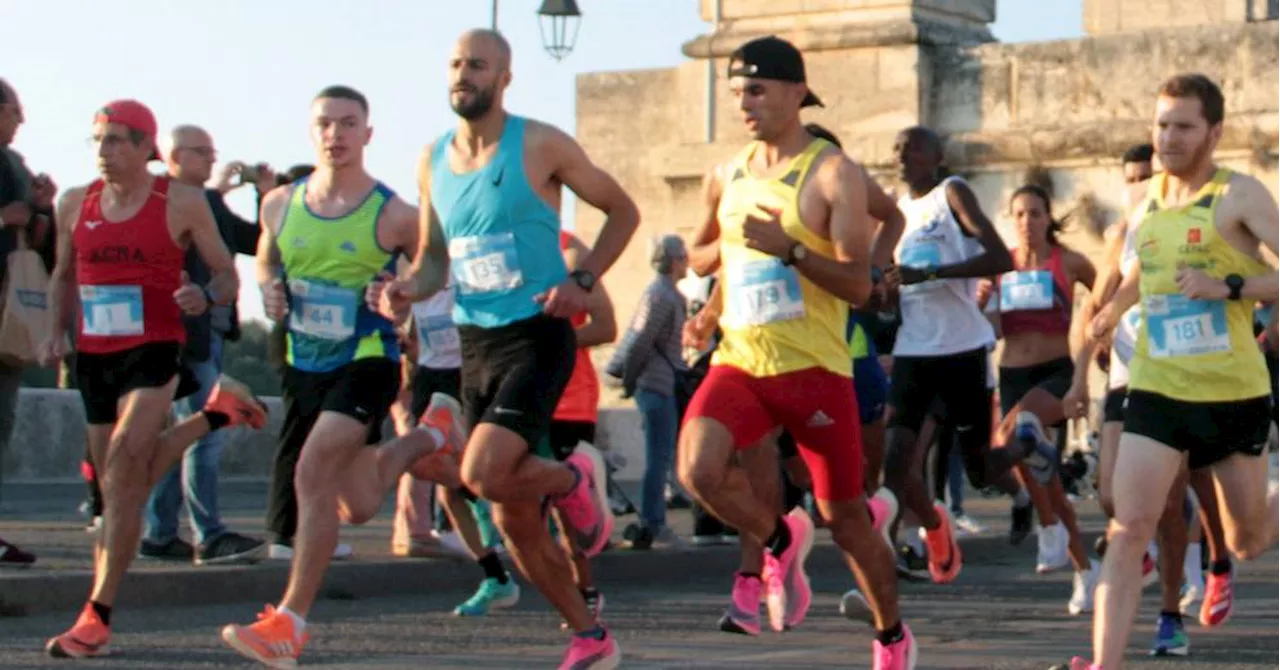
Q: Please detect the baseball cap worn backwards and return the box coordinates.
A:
[727,36,824,108]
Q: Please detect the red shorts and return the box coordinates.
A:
[683,365,864,501]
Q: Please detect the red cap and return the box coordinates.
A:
[94,99,160,161]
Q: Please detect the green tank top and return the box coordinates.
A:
[277,178,400,372]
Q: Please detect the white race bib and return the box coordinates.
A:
[899,242,941,269]
[79,285,144,337]
[417,314,459,354]
[450,233,523,295]
[727,258,806,326]
[1144,294,1229,358]
[288,279,358,341]
[999,270,1055,312]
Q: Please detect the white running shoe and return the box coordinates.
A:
[1068,560,1099,615]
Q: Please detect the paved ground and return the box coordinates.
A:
[1,480,1276,669]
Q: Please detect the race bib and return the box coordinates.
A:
[417,313,459,354]
[450,233,523,295]
[1144,294,1229,358]
[727,258,805,326]
[288,279,358,341]
[898,242,941,269]
[999,270,1055,312]
[79,285,143,337]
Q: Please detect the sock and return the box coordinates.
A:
[478,552,508,584]
[421,425,445,448]
[202,409,230,431]
[1013,489,1031,507]
[1210,558,1232,576]
[574,625,607,640]
[580,587,599,600]
[875,620,904,645]
[765,517,791,558]
[738,571,761,581]
[90,601,112,626]
[1184,543,1204,585]
[277,605,306,632]
[1159,610,1182,624]
[904,528,924,555]
[457,486,478,503]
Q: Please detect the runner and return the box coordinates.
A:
[985,183,1098,613]
[41,99,268,658]
[679,36,912,668]
[550,228,617,627]
[880,125,1050,585]
[1067,73,1279,670]
[220,86,466,667]
[378,30,637,669]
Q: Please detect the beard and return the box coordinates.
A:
[451,85,497,121]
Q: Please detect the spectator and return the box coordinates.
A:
[138,125,276,565]
[606,234,689,550]
[0,78,54,568]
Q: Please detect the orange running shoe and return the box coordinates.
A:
[221,604,308,669]
[923,502,963,584]
[46,602,110,658]
[204,375,269,430]
[410,393,466,480]
[1199,567,1234,628]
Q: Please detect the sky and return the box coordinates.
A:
[6,0,1084,324]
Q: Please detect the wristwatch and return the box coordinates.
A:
[1225,274,1244,301]
[783,242,808,267]
[922,264,940,281]
[569,269,597,293]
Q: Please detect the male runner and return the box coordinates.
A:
[1070,73,1279,670]
[41,99,268,657]
[881,125,1048,584]
[379,30,637,669]
[220,86,465,667]
[679,36,912,668]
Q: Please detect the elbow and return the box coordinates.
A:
[846,277,873,307]
[690,247,719,277]
[607,198,641,234]
[991,249,1014,275]
[602,321,619,344]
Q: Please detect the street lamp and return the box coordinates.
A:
[536,0,582,61]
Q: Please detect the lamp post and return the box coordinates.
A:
[536,0,582,61]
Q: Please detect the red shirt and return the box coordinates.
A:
[554,231,600,423]
[998,245,1073,338]
[74,177,186,354]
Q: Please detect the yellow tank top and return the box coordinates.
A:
[712,138,850,378]
[1129,168,1271,402]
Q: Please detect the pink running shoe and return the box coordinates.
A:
[558,629,621,670]
[764,508,815,632]
[872,623,918,670]
[868,488,899,550]
[718,572,762,635]
[554,444,614,558]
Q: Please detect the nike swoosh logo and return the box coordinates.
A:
[85,221,102,229]
[492,167,504,187]
[494,407,522,416]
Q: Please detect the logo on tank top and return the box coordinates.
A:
[88,246,147,264]
[339,241,357,254]
[1187,228,1201,244]
[492,166,504,187]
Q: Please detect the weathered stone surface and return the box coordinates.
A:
[1084,0,1276,36]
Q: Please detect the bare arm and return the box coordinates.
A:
[47,188,85,338]
[1065,249,1098,353]
[790,154,873,306]
[689,168,724,277]
[174,183,237,305]
[1231,176,1280,302]
[383,198,422,263]
[864,167,904,269]
[563,234,617,347]
[939,180,1014,279]
[255,186,290,287]
[406,143,451,301]
[544,127,640,280]
[1089,221,1129,310]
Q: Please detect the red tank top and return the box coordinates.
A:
[997,246,1072,337]
[554,231,599,423]
[74,177,187,354]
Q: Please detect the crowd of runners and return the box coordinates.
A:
[1,26,1276,670]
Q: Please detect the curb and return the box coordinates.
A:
[0,531,1054,617]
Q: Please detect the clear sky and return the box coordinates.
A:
[6,0,1083,324]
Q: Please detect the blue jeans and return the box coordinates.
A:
[948,446,966,515]
[144,334,227,546]
[635,388,678,531]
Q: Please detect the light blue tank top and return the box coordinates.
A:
[430,115,567,328]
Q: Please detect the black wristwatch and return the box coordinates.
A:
[1224,274,1244,301]
[783,242,808,267]
[569,269,597,293]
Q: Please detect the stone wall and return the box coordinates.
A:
[1084,0,1278,36]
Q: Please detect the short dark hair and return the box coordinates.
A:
[314,85,369,114]
[1122,143,1154,164]
[804,123,843,149]
[0,79,10,105]
[1157,73,1224,126]
[277,164,316,186]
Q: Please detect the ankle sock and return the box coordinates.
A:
[574,625,607,640]
[1160,610,1182,624]
[738,571,761,581]
[1210,558,1232,576]
[1013,489,1031,507]
[765,517,791,558]
[875,621,904,645]
[202,409,230,431]
[478,552,508,584]
[90,601,112,626]
[457,486,478,503]
[278,605,306,632]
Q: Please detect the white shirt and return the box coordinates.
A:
[412,288,461,370]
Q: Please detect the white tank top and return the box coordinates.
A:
[1108,219,1142,390]
[893,176,996,357]
[412,288,461,370]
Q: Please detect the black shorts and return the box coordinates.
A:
[281,358,399,448]
[411,366,462,419]
[546,420,596,462]
[1124,389,1273,470]
[998,356,1075,420]
[75,342,185,425]
[458,314,576,450]
[889,346,992,439]
[1103,386,1128,424]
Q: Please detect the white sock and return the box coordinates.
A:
[1013,489,1031,507]
[904,527,924,554]
[277,606,306,633]
[419,425,446,449]
[1184,543,1204,587]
